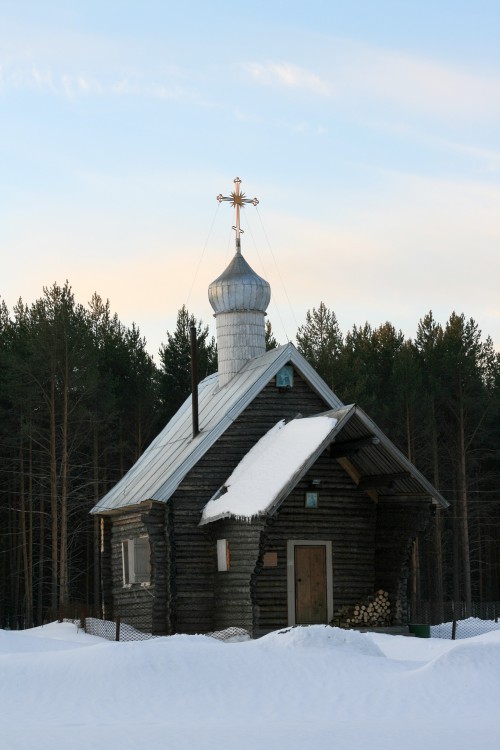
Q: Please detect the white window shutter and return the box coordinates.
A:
[122,540,131,585]
[134,537,151,583]
[217,539,229,571]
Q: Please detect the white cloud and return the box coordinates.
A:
[0,59,206,104]
[245,40,500,120]
[30,65,55,91]
[233,109,263,123]
[244,62,331,96]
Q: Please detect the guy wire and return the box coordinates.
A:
[245,209,289,343]
[186,203,220,307]
[255,205,300,334]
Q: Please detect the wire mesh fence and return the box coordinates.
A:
[430,617,500,639]
[409,600,500,639]
[411,600,500,625]
[74,600,500,642]
[205,627,251,642]
[83,616,251,642]
[84,615,155,641]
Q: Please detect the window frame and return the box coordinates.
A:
[122,536,151,586]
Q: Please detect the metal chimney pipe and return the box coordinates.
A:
[190,325,199,438]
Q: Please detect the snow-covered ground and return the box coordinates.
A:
[1,622,499,750]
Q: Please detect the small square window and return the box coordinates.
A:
[276,366,294,390]
[305,491,319,509]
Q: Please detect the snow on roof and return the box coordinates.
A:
[200,415,337,524]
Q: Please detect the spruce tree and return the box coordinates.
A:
[296,302,343,392]
[159,305,217,420]
[265,319,279,350]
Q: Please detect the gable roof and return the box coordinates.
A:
[199,404,448,525]
[91,343,343,514]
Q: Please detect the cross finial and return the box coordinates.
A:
[217,177,259,249]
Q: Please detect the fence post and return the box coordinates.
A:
[450,600,456,640]
[115,614,121,642]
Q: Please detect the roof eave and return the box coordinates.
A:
[334,405,450,509]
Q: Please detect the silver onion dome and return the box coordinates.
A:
[208,240,271,314]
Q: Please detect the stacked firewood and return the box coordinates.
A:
[345,590,391,627]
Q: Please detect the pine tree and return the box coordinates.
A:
[296,302,343,391]
[265,319,279,351]
[159,306,217,420]
[415,311,446,614]
[440,313,498,610]
[341,321,404,425]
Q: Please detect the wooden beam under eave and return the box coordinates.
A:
[336,457,379,503]
[330,436,380,458]
[357,471,411,491]
[377,493,434,500]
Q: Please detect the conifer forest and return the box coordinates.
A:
[1,287,499,628]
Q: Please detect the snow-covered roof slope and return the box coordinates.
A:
[200,403,449,524]
[91,343,343,514]
[200,415,338,524]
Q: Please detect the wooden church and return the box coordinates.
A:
[91,177,447,637]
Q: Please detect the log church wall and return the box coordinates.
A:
[169,367,331,634]
[253,453,377,636]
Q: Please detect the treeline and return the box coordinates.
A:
[296,303,500,614]
[0,288,499,628]
[0,284,216,628]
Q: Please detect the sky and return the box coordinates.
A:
[1,0,499,356]
[2,620,500,749]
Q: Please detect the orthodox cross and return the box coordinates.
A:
[217,177,259,243]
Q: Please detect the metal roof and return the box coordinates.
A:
[200,404,448,525]
[91,343,343,514]
[323,405,448,508]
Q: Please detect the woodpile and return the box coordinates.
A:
[345,590,391,628]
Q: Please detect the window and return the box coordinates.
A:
[276,365,294,390]
[217,539,230,571]
[122,537,151,585]
[305,491,319,508]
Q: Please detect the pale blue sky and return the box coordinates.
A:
[1,1,499,354]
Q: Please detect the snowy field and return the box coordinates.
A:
[1,622,499,750]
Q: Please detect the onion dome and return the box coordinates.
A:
[208,239,271,314]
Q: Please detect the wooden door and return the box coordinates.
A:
[294,545,327,624]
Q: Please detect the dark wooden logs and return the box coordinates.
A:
[253,452,377,636]
[168,367,332,635]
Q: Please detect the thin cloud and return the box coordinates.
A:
[244,62,331,96]
[348,43,500,118]
[438,141,500,173]
[364,120,500,173]
[245,40,500,120]
[0,60,205,104]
